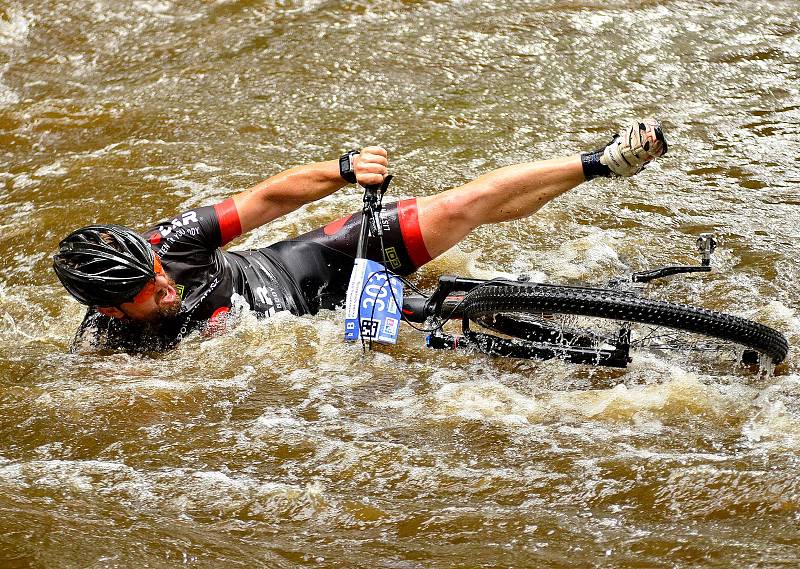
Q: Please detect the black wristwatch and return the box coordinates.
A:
[339,150,360,184]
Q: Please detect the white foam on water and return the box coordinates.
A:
[0,283,78,347]
[0,8,30,47]
[525,228,627,282]
[424,363,747,432]
[548,370,737,423]
[654,461,800,518]
[370,380,418,415]
[760,301,800,335]
[0,200,34,240]
[165,176,223,200]
[570,13,613,33]
[0,459,138,492]
[33,161,68,178]
[254,411,306,430]
[191,161,223,173]
[15,346,258,419]
[0,458,325,519]
[64,141,129,163]
[106,359,255,392]
[9,172,35,190]
[432,378,539,425]
[286,368,316,390]
[132,0,173,16]
[0,74,18,106]
[317,403,340,418]
[0,463,25,489]
[743,374,800,451]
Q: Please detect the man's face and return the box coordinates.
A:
[100,257,181,322]
[119,272,182,321]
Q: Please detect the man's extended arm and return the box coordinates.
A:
[231,146,388,235]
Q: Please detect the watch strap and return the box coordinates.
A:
[339,150,360,184]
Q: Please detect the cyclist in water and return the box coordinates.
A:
[54,119,667,352]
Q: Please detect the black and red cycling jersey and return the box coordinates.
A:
[74,198,432,352]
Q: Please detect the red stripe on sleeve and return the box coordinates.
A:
[213,198,243,245]
[397,198,432,269]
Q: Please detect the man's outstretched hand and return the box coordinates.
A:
[354,146,389,187]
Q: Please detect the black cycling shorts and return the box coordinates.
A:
[264,198,432,313]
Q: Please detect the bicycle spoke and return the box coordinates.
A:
[629,325,742,355]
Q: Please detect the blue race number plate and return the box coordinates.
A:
[344,258,404,344]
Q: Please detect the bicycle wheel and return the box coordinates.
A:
[461,283,789,366]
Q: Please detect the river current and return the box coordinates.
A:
[1,1,799,567]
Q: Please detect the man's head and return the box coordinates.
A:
[53,225,181,322]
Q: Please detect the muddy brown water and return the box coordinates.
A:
[1,1,799,567]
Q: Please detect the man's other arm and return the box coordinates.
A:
[231,146,388,235]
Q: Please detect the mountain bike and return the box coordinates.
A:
[348,181,789,370]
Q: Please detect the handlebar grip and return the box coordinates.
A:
[362,175,393,196]
[402,295,428,323]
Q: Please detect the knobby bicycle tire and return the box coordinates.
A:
[461,283,789,364]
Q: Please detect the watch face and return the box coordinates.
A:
[340,152,357,182]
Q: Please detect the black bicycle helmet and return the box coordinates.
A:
[53,224,156,306]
